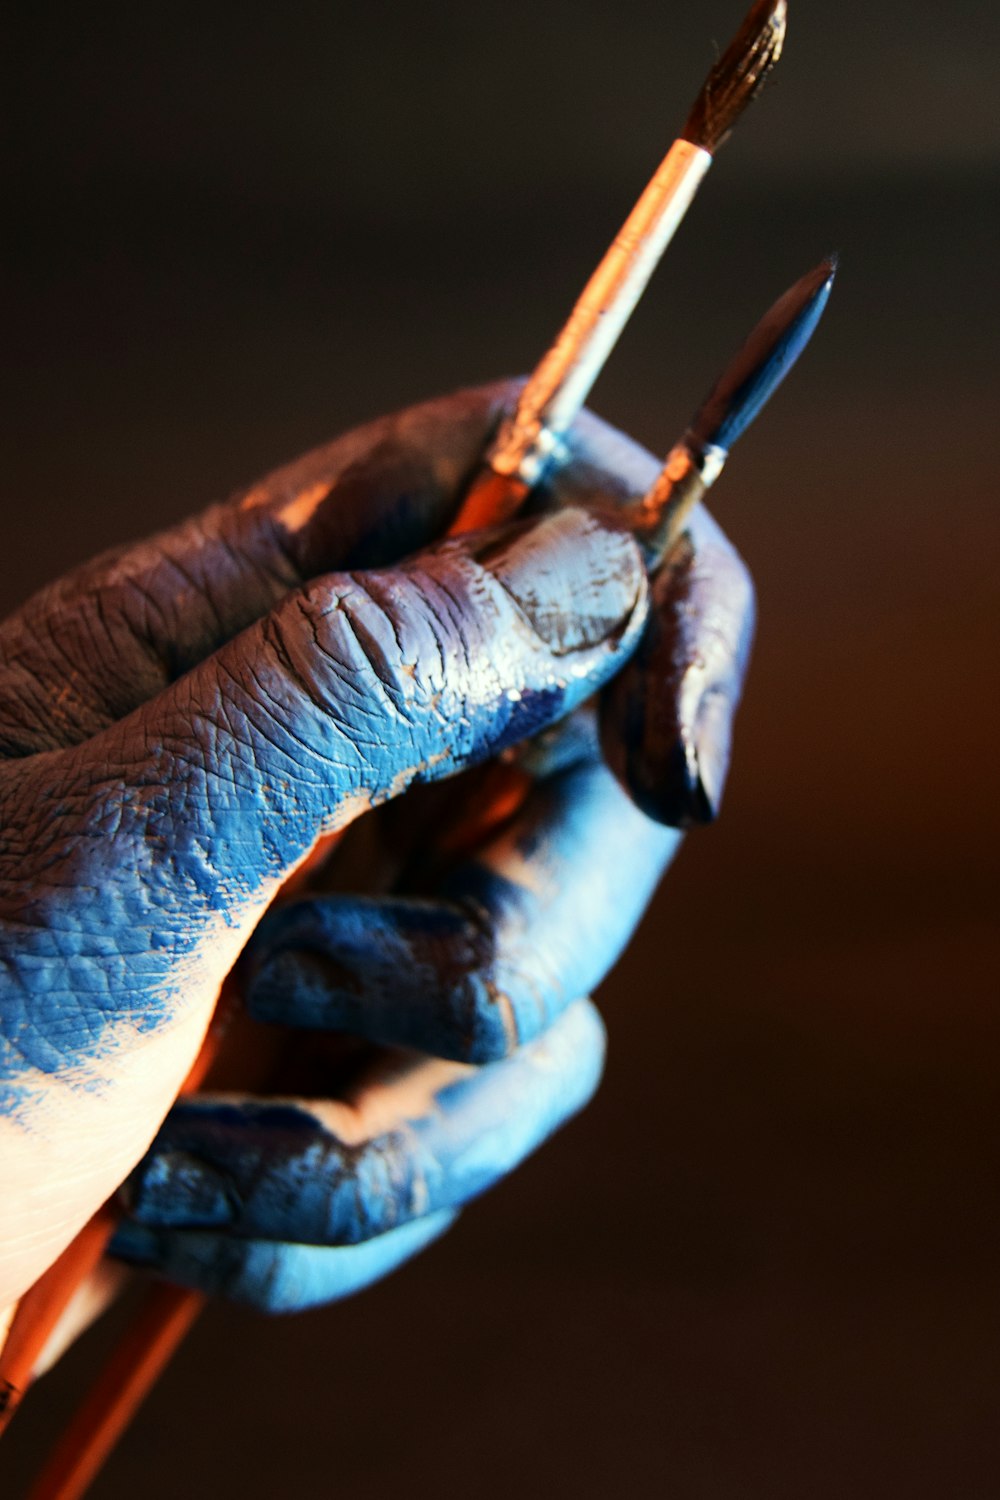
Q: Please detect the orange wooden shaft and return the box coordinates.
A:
[0,1208,117,1437]
[0,969,239,1435]
[26,1284,205,1500]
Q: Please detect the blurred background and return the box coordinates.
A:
[2,1,998,1495]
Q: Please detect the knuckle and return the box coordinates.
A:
[464,962,556,1064]
[271,576,439,729]
[465,992,520,1063]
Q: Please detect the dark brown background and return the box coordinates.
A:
[3,1,999,1495]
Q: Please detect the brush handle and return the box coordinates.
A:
[473,140,712,503]
[0,1211,116,1438]
[27,1285,206,1500]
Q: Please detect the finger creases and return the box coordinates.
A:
[46,508,645,942]
[0,384,514,757]
[110,1211,460,1314]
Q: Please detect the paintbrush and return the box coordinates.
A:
[452,0,787,532]
[416,252,837,877]
[633,253,837,565]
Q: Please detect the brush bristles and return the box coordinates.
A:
[682,0,787,154]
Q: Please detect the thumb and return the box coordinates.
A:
[55,506,647,940]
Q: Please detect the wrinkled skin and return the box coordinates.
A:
[0,383,754,1316]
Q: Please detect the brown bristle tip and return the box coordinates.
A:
[683,0,788,154]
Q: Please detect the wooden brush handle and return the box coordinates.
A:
[26,1285,206,1500]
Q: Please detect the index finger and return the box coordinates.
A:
[0,383,513,756]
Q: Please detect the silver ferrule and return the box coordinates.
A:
[631,440,729,568]
[695,442,728,488]
[488,421,571,488]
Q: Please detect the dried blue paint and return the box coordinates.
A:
[0,388,758,1316]
[111,1210,459,1313]
[246,757,680,1062]
[0,508,646,1105]
[121,998,606,1307]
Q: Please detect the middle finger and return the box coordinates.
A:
[243,722,679,1064]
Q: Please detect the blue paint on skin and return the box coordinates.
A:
[246,754,679,1062]
[593,258,832,829]
[111,1209,459,1314]
[0,505,646,1098]
[124,999,606,1253]
[599,507,756,828]
[0,387,760,1320]
[0,388,758,1130]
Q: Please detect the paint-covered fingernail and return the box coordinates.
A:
[656,672,737,827]
[689,683,735,823]
[599,527,753,828]
[644,734,714,828]
[478,508,645,654]
[640,688,733,827]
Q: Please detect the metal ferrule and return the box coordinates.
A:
[630,440,728,569]
[694,442,728,489]
[488,421,572,488]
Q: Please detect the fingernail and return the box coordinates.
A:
[690,684,734,824]
[479,509,644,653]
[125,1150,236,1229]
[599,666,734,828]
[651,688,733,828]
[643,736,714,828]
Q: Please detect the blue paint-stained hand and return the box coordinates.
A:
[0,382,754,1316]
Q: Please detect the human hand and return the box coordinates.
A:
[108,393,754,1313]
[0,382,752,1313]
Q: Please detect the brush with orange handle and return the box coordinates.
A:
[1,5,793,1493]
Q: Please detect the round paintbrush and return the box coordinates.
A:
[633,254,838,566]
